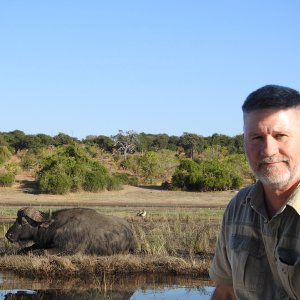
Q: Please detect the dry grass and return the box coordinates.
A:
[0,175,228,280]
[0,254,211,279]
[0,210,220,279]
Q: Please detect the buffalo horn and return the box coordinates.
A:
[18,207,45,223]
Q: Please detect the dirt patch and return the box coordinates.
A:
[0,175,236,208]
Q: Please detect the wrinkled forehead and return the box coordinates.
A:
[243,108,300,133]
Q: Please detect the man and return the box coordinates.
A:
[209,85,300,299]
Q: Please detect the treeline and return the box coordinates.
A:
[0,130,253,194]
[0,130,244,155]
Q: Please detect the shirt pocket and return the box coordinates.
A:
[230,234,269,292]
[277,248,300,298]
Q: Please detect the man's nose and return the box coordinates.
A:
[261,136,279,157]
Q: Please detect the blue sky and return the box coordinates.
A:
[1,1,300,140]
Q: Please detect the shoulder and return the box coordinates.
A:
[224,185,255,222]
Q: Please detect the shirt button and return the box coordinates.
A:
[279,290,287,298]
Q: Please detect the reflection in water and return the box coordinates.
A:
[2,289,135,299]
[0,272,214,300]
[132,286,214,299]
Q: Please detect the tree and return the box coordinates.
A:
[0,146,12,165]
[139,151,161,183]
[3,130,27,152]
[179,132,205,159]
[84,135,114,152]
[53,133,79,146]
[150,134,169,150]
[167,135,180,151]
[112,130,138,160]
[198,145,229,161]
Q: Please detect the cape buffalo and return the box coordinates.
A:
[5,207,137,255]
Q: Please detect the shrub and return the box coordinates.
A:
[20,151,37,171]
[119,155,140,174]
[83,161,109,191]
[196,160,234,191]
[83,170,108,192]
[0,146,12,165]
[139,151,161,184]
[114,173,139,186]
[172,158,243,191]
[38,144,116,194]
[39,169,72,194]
[0,172,15,187]
[106,176,123,191]
[5,163,20,176]
[171,160,202,191]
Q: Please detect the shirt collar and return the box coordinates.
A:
[247,181,300,216]
[247,181,268,218]
[286,185,300,215]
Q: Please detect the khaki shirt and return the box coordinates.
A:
[209,181,300,299]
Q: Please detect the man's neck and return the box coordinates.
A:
[263,182,300,218]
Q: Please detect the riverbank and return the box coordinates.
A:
[0,178,229,279]
[0,253,211,279]
[0,206,220,279]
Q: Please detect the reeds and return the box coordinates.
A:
[132,210,220,257]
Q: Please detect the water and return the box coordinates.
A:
[0,272,214,300]
[131,286,214,299]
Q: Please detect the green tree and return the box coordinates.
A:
[150,134,169,150]
[0,146,12,165]
[53,133,79,146]
[84,135,114,152]
[179,133,206,159]
[198,145,229,161]
[139,151,161,183]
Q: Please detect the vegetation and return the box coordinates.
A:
[0,207,221,278]
[0,130,250,281]
[0,129,252,193]
[37,144,122,194]
[0,145,12,164]
[0,145,17,187]
[0,172,15,187]
[171,151,246,191]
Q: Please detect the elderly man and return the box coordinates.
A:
[209,85,300,299]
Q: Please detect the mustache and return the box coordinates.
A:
[258,156,289,166]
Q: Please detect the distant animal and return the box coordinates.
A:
[5,207,137,255]
[136,209,146,217]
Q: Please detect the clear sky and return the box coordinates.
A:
[1,1,300,140]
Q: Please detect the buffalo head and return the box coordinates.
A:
[5,207,50,246]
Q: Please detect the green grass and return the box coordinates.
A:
[0,205,224,219]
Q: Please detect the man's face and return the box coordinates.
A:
[244,108,300,189]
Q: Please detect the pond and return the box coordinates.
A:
[0,272,214,300]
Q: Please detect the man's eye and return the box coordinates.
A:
[275,134,286,140]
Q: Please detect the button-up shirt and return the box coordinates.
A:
[209,181,300,299]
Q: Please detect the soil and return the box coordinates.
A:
[0,174,236,208]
